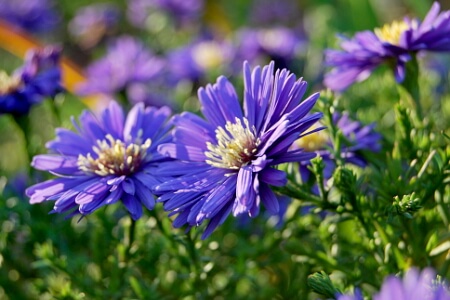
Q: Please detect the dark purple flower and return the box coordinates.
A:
[0,0,59,33]
[0,47,62,116]
[69,4,120,49]
[297,112,381,184]
[337,268,450,300]
[127,0,203,28]
[324,2,450,91]
[155,61,323,239]
[26,101,172,220]
[77,36,168,106]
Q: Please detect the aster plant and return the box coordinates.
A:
[155,61,324,239]
[0,46,62,116]
[26,101,172,220]
[324,1,450,92]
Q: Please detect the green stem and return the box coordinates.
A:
[126,218,136,262]
[12,114,33,167]
[400,55,422,120]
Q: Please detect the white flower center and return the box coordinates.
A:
[0,71,22,95]
[374,20,411,45]
[78,134,151,176]
[296,124,329,152]
[205,118,260,170]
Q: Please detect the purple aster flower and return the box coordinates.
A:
[127,0,203,28]
[0,0,59,33]
[69,4,120,49]
[337,268,450,300]
[296,112,381,184]
[235,27,305,70]
[324,1,450,91]
[0,47,62,116]
[155,61,323,239]
[26,101,172,220]
[77,36,169,107]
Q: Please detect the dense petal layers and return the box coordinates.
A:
[26,101,172,220]
[155,61,323,238]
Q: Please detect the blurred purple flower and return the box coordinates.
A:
[155,61,323,239]
[127,0,203,28]
[324,2,450,91]
[77,36,170,107]
[26,101,172,220]
[168,38,235,83]
[235,27,305,70]
[296,112,381,184]
[249,0,301,26]
[69,3,120,49]
[0,0,59,33]
[337,268,450,300]
[0,47,62,115]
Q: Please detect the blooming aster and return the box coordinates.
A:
[297,112,381,183]
[26,101,172,220]
[155,61,323,238]
[0,47,62,116]
[0,0,59,33]
[324,2,450,91]
[337,268,450,300]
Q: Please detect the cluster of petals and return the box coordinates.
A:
[26,101,172,220]
[155,61,323,238]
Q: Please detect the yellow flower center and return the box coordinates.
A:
[78,134,151,176]
[374,20,411,45]
[205,118,260,170]
[296,124,329,152]
[192,41,225,71]
[0,71,22,95]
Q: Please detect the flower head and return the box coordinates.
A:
[324,2,450,91]
[155,61,323,238]
[26,101,172,220]
[0,47,62,115]
[0,0,59,33]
